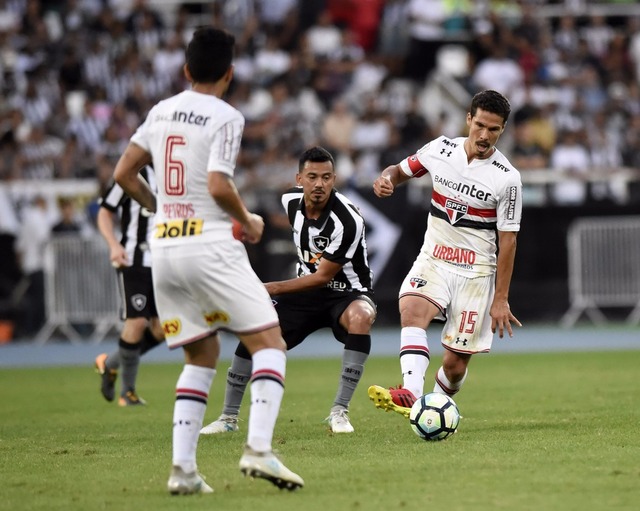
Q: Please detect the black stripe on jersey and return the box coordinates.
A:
[430,205,497,230]
[132,167,151,267]
[99,166,154,268]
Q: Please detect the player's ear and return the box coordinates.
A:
[225,64,234,83]
[183,63,192,82]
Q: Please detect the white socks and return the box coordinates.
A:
[172,364,216,473]
[247,348,286,453]
[400,327,430,398]
[433,366,467,396]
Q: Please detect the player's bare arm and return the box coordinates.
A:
[96,208,128,267]
[491,230,521,338]
[113,143,156,213]
[373,164,412,198]
[208,171,264,244]
[265,258,342,296]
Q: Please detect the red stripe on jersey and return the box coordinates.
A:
[432,190,496,218]
[407,155,428,177]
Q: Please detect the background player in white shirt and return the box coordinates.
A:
[112,27,303,494]
[368,90,523,418]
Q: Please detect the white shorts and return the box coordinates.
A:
[399,256,495,354]
[151,240,279,349]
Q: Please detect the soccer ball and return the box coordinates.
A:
[409,392,460,441]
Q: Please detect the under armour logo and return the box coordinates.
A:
[455,337,468,346]
[440,148,452,157]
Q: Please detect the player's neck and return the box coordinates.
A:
[303,200,327,220]
[191,81,227,98]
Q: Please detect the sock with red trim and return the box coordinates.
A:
[433,366,467,396]
[246,348,286,453]
[400,327,430,399]
[172,364,215,473]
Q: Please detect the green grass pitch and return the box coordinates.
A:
[1,351,639,511]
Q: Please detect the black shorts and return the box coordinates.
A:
[274,288,376,349]
[117,266,158,320]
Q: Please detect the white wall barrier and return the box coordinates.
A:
[36,235,121,344]
[561,216,640,328]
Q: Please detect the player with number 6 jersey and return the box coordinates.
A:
[114,26,303,495]
[368,90,523,421]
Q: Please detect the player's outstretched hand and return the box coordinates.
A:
[490,300,522,338]
[373,174,394,198]
[242,213,264,244]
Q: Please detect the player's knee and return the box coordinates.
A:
[343,303,375,332]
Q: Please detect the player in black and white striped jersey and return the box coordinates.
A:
[201,146,376,435]
[94,165,165,407]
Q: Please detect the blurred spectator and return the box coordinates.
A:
[321,96,357,155]
[510,116,549,171]
[376,0,410,75]
[580,13,614,60]
[304,9,342,59]
[549,128,591,206]
[12,124,65,180]
[553,14,580,54]
[328,0,384,53]
[211,0,259,54]
[14,194,51,338]
[628,17,640,84]
[471,45,525,108]
[258,0,298,49]
[404,0,448,83]
[12,78,53,126]
[51,196,93,236]
[253,33,292,86]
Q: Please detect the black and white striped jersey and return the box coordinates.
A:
[99,165,156,268]
[282,187,373,293]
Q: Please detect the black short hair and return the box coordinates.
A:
[470,90,511,124]
[298,146,335,173]
[185,26,235,83]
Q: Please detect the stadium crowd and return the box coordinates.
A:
[1,0,640,338]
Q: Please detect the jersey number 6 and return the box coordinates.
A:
[165,135,187,196]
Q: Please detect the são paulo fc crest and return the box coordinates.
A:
[311,235,330,252]
[131,294,147,311]
[444,198,468,224]
[409,277,428,288]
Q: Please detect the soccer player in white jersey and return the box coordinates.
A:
[200,146,376,436]
[112,27,303,494]
[368,90,523,418]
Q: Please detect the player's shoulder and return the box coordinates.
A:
[282,185,303,197]
[281,186,303,204]
[417,135,463,156]
[491,149,521,181]
[333,190,365,223]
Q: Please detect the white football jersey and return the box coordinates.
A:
[399,136,522,277]
[131,90,244,248]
